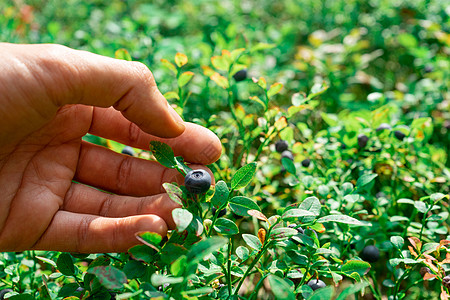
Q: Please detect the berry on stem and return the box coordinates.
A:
[121,146,135,156]
[307,279,326,291]
[394,130,406,141]
[360,245,380,263]
[233,69,247,82]
[376,123,392,132]
[357,134,369,148]
[184,169,212,194]
[275,140,289,153]
[301,159,311,168]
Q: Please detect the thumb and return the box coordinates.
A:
[33,44,185,138]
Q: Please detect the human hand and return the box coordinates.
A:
[0,43,221,253]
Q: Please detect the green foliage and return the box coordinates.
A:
[1,0,450,299]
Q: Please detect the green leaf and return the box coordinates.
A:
[230,48,246,60]
[149,141,176,169]
[267,83,283,98]
[160,58,177,75]
[214,218,239,235]
[170,255,187,277]
[87,266,127,290]
[306,286,334,300]
[178,71,194,87]
[162,183,184,206]
[183,287,214,296]
[211,180,230,209]
[390,236,404,249]
[151,274,184,286]
[186,236,228,264]
[356,173,378,190]
[249,96,267,110]
[414,201,427,213]
[36,256,57,268]
[267,275,295,300]
[229,196,261,217]
[211,55,230,71]
[175,53,188,67]
[172,208,193,232]
[210,72,229,89]
[320,112,338,127]
[282,208,316,220]
[270,227,298,241]
[128,245,157,264]
[341,260,371,277]
[115,48,132,61]
[389,258,418,267]
[242,234,262,250]
[57,253,75,276]
[281,157,296,174]
[236,246,250,261]
[163,91,180,100]
[398,33,418,48]
[174,156,192,175]
[231,162,257,190]
[335,282,369,300]
[123,260,146,279]
[317,214,368,226]
[299,196,321,223]
[250,43,276,52]
[135,232,162,251]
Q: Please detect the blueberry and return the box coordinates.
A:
[121,146,135,156]
[376,123,392,132]
[360,245,380,263]
[443,275,450,289]
[307,279,326,291]
[281,150,294,161]
[233,69,247,82]
[301,159,311,168]
[357,134,369,148]
[288,224,304,234]
[0,289,13,300]
[275,140,289,153]
[212,207,227,218]
[424,65,433,73]
[394,130,406,141]
[184,169,212,194]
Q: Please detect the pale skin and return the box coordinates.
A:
[0,43,222,253]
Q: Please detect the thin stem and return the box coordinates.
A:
[227,238,233,296]
[234,242,271,296]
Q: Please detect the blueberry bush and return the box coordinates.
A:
[1,0,449,299]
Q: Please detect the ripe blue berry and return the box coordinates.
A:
[357,134,369,148]
[376,123,392,132]
[281,150,294,161]
[212,207,227,218]
[275,140,289,153]
[360,245,380,263]
[0,289,13,300]
[307,279,326,291]
[184,169,212,194]
[301,159,311,168]
[394,131,406,140]
[121,146,135,156]
[233,69,247,82]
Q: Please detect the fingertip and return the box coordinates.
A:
[134,215,168,238]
